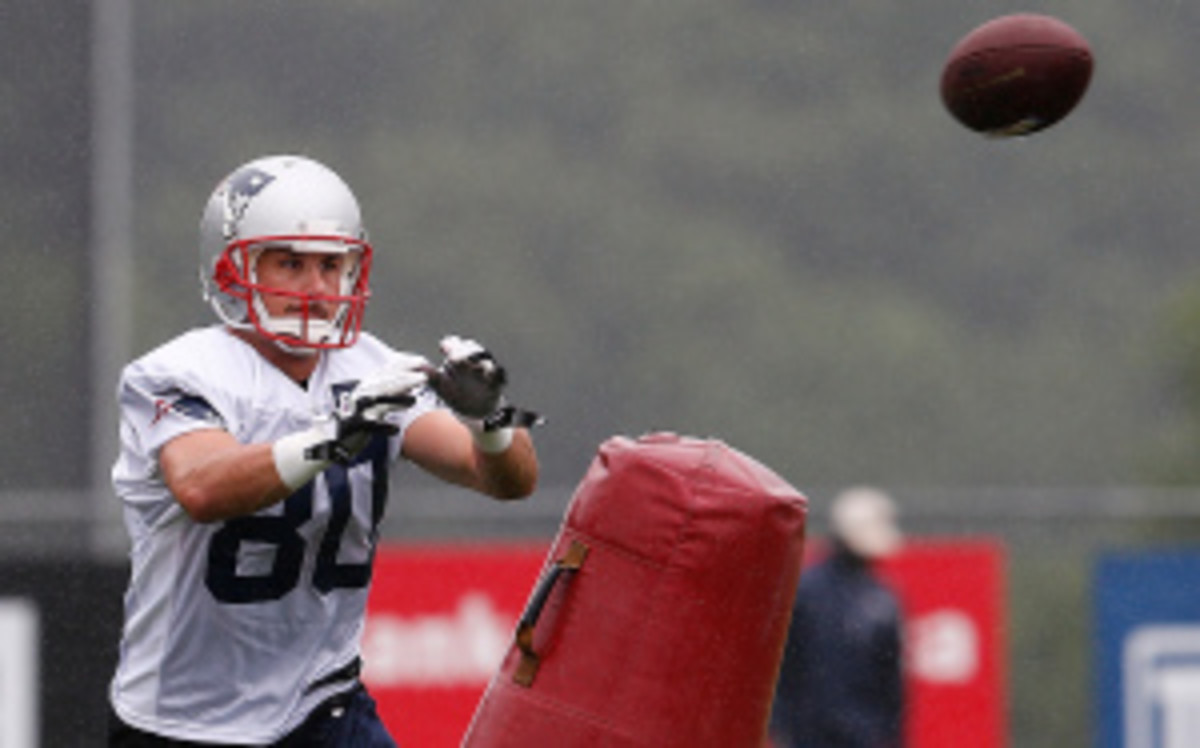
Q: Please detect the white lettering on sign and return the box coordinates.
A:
[908,608,979,684]
[361,593,512,687]
[0,598,39,748]
[1124,624,1200,748]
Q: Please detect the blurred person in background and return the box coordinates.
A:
[770,486,905,748]
[106,154,539,746]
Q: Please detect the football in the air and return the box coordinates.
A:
[940,13,1093,137]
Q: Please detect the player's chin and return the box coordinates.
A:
[272,312,338,350]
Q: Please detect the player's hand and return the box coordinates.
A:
[347,353,431,420]
[275,354,431,487]
[426,335,507,420]
[314,354,430,463]
[426,335,544,447]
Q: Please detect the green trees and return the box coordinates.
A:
[8,1,1200,491]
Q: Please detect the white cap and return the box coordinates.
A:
[830,486,902,559]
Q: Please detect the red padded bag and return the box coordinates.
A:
[462,433,808,747]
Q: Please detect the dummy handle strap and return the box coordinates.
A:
[513,539,589,687]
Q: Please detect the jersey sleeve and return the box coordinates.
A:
[117,363,230,462]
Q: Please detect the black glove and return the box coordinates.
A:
[305,354,430,464]
[426,335,542,430]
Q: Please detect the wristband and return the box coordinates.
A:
[272,426,332,491]
[470,423,514,454]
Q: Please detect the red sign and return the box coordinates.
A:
[365,539,1005,748]
[363,543,547,747]
[877,540,1008,748]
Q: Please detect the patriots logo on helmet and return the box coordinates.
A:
[222,167,275,240]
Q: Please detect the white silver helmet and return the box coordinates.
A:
[199,154,373,351]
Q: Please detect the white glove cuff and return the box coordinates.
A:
[272,426,332,491]
[469,422,514,454]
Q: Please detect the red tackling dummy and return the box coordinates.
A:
[462,433,808,747]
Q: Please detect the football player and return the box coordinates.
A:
[107,154,539,746]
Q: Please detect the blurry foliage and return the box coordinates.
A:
[7,0,1199,490]
[1142,278,1200,483]
[1007,544,1092,747]
[120,0,1200,489]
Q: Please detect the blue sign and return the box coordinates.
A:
[1095,550,1200,748]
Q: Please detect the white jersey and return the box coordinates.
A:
[109,325,437,744]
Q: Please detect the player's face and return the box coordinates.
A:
[254,247,349,322]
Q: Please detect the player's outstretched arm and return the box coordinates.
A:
[404,334,540,500]
[160,430,292,523]
[161,356,429,523]
[402,410,538,500]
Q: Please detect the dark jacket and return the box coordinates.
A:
[771,543,904,748]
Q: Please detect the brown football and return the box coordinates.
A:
[941,14,1093,137]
